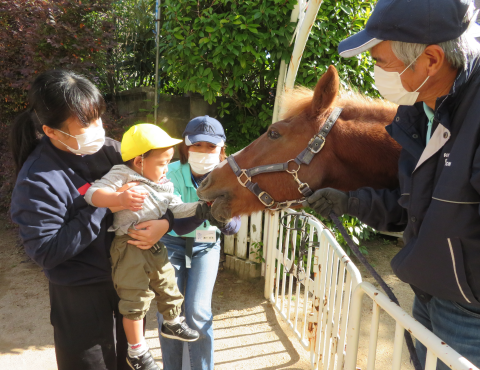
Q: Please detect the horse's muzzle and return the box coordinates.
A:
[196,176,233,222]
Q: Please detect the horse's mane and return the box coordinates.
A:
[280,86,397,123]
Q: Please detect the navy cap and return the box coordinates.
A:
[339,0,473,58]
[183,115,226,146]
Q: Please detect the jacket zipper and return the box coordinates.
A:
[447,238,471,303]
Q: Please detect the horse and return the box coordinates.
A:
[197,65,402,222]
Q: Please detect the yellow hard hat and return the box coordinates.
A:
[121,123,182,161]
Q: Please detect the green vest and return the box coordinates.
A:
[166,160,217,238]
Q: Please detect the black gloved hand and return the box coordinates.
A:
[303,188,349,219]
[195,202,229,228]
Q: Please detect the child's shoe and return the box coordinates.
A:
[161,316,200,342]
[126,350,160,370]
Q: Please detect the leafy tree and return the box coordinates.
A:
[295,0,378,96]
[0,0,115,119]
[160,0,297,151]
[109,0,158,91]
[0,0,115,212]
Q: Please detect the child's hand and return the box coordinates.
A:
[118,188,147,211]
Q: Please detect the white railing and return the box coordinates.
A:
[263,209,362,370]
[259,209,480,370]
[345,282,479,370]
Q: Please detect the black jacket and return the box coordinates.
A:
[348,57,480,306]
[11,137,124,285]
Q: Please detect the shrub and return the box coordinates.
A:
[295,0,379,96]
[0,0,115,212]
[160,0,297,152]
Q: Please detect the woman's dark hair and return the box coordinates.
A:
[178,141,226,164]
[10,70,106,175]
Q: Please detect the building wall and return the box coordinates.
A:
[115,87,220,142]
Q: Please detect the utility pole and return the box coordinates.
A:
[154,0,161,124]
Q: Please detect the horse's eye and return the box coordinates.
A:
[268,130,280,140]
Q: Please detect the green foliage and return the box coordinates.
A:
[0,0,115,120]
[0,0,115,213]
[305,208,376,255]
[161,0,297,152]
[108,0,158,91]
[250,241,265,263]
[295,0,379,97]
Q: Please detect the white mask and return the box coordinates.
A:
[374,57,429,106]
[188,150,220,175]
[57,120,105,155]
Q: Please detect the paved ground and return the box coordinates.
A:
[0,215,416,370]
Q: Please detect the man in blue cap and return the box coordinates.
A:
[304,0,480,368]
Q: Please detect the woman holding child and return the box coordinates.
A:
[157,116,241,370]
[10,71,221,370]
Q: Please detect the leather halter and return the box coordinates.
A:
[227,107,343,211]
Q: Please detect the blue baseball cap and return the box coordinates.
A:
[338,0,475,58]
[183,115,226,146]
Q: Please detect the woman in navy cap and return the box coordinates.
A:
[156,116,240,370]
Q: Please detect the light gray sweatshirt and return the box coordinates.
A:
[84,165,198,235]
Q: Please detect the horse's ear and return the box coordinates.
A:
[310,65,339,117]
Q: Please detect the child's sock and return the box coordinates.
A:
[127,338,148,358]
[164,316,181,325]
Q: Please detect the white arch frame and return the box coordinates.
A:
[272,0,325,123]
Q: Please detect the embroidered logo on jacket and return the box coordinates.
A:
[444,153,451,167]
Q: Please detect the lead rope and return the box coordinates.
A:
[280,212,320,282]
[329,213,422,370]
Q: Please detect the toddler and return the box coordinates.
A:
[85,124,202,370]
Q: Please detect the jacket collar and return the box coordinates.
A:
[387,55,480,158]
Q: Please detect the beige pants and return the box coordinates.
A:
[110,234,183,321]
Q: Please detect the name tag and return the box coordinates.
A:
[195,230,216,243]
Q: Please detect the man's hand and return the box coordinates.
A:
[195,202,229,228]
[303,188,349,219]
[127,219,169,249]
[118,187,147,212]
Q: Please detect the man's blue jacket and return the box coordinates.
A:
[348,56,480,306]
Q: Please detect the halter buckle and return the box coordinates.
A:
[308,135,326,154]
[237,170,251,187]
[258,191,275,207]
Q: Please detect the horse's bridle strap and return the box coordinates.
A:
[227,107,343,210]
[227,156,276,207]
[295,107,343,165]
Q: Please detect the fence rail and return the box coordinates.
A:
[259,209,479,370]
[263,209,362,370]
[345,282,479,370]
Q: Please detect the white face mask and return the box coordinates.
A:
[374,57,430,106]
[57,120,105,155]
[188,150,220,175]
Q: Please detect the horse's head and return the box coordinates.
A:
[197,65,400,221]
